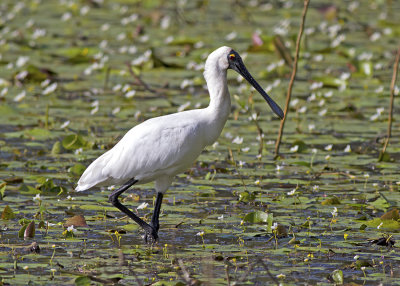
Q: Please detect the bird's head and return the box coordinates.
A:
[206,46,284,120]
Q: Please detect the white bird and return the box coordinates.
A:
[76,46,283,243]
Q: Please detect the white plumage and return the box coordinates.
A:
[75,46,283,243]
[76,109,219,193]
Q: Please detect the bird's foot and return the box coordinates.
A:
[143,225,158,245]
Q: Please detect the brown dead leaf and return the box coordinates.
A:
[64,214,88,227]
[381,208,400,221]
[24,221,36,239]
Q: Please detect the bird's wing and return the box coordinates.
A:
[77,112,205,191]
[103,116,203,181]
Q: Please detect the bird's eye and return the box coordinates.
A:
[229,53,235,60]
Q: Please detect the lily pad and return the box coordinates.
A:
[62,133,91,150]
[381,208,400,220]
[243,211,272,225]
[64,215,88,227]
[321,196,341,205]
[329,269,343,284]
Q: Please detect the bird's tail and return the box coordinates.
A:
[75,151,112,192]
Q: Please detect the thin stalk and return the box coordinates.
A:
[126,62,157,93]
[104,66,111,90]
[45,104,49,129]
[274,0,310,156]
[379,47,400,160]
[228,148,248,192]
[225,264,230,286]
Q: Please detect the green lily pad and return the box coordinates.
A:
[313,76,347,88]
[24,128,52,140]
[243,211,272,225]
[365,218,400,230]
[238,191,256,203]
[74,276,91,286]
[330,269,343,284]
[62,133,91,150]
[321,196,341,205]
[68,163,86,177]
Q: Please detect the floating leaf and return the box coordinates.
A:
[321,196,341,205]
[4,177,23,184]
[352,260,372,270]
[62,133,90,150]
[1,205,16,220]
[238,191,256,203]
[64,215,88,227]
[19,218,32,226]
[74,276,91,286]
[339,104,365,119]
[51,141,62,155]
[68,163,86,177]
[369,197,390,210]
[168,36,198,46]
[19,183,38,194]
[313,76,347,88]
[365,218,400,230]
[35,177,63,194]
[243,211,272,224]
[330,269,343,284]
[378,151,392,162]
[24,128,52,140]
[15,64,57,82]
[292,161,311,168]
[152,281,186,286]
[151,48,182,68]
[122,223,139,232]
[36,177,54,191]
[381,209,400,221]
[291,140,307,153]
[66,48,93,64]
[0,104,18,117]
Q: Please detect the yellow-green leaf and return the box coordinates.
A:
[1,205,16,220]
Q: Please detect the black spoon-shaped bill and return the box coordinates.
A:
[228,51,284,119]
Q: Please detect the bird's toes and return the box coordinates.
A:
[143,226,158,245]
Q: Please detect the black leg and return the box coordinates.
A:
[108,178,157,243]
[150,192,163,232]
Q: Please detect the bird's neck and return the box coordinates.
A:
[205,68,231,121]
[203,67,231,145]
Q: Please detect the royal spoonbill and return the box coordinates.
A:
[76,46,284,243]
